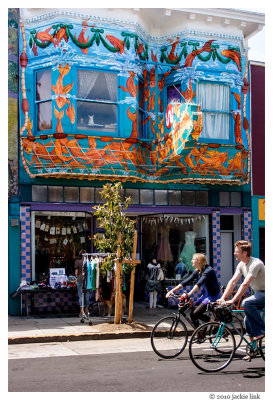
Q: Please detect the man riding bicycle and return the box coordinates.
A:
[218,241,265,347]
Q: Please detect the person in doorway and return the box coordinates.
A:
[217,241,265,356]
[166,253,221,330]
[175,258,187,279]
[146,258,164,309]
[75,249,90,317]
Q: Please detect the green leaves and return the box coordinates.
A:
[93,182,135,274]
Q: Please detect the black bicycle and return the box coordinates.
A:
[150,291,244,359]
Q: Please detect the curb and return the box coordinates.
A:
[8,330,153,345]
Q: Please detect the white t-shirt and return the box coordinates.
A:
[235,257,265,291]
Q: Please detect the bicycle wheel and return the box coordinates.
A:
[259,337,265,360]
[151,316,188,359]
[189,322,236,372]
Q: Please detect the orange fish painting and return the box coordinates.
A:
[167,37,180,62]
[181,79,196,102]
[232,111,243,144]
[65,99,75,124]
[52,64,74,109]
[36,27,57,47]
[55,27,68,45]
[119,71,138,97]
[106,35,125,54]
[184,40,215,67]
[220,49,241,71]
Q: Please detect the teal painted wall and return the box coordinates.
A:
[251,195,265,259]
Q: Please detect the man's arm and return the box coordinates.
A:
[226,273,254,305]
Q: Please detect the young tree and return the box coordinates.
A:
[93,182,136,273]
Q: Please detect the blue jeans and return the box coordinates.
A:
[77,281,90,308]
[242,291,265,337]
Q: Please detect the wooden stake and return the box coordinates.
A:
[114,234,123,324]
[128,230,138,323]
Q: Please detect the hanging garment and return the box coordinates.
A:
[157,226,173,261]
[180,231,196,271]
[86,258,93,290]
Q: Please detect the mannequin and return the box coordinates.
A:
[145,258,163,309]
[180,229,196,271]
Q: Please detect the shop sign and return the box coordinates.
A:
[258,198,265,221]
[165,104,174,129]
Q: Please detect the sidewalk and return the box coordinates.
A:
[8,302,194,344]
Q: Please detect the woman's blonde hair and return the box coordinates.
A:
[193,253,208,266]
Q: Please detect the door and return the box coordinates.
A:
[220,232,234,286]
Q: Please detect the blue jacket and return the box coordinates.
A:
[181,265,220,297]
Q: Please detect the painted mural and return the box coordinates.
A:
[8,8,19,199]
[19,12,250,185]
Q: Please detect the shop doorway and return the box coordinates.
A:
[220,232,234,286]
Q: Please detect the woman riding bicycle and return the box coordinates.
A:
[166,253,221,329]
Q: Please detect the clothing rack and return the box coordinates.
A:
[82,253,113,257]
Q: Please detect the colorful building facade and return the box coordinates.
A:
[9,8,264,314]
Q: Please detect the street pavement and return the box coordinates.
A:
[8,339,265,392]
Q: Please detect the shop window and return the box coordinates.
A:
[182,191,195,206]
[32,185,47,202]
[155,190,168,205]
[80,187,94,203]
[167,84,182,104]
[36,69,52,131]
[33,212,92,282]
[77,69,117,133]
[196,82,230,141]
[196,191,208,206]
[125,189,139,204]
[219,191,230,206]
[259,227,265,263]
[64,187,79,203]
[48,186,63,202]
[231,191,241,207]
[168,190,181,205]
[140,189,153,205]
[95,187,106,204]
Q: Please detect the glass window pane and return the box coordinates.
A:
[196,191,208,206]
[77,70,117,101]
[168,190,181,205]
[80,187,94,203]
[32,185,47,202]
[48,186,63,202]
[167,85,181,104]
[154,190,168,205]
[36,69,51,100]
[140,189,153,205]
[77,101,117,132]
[182,191,195,206]
[125,189,139,204]
[219,192,230,206]
[64,187,79,203]
[95,188,106,204]
[38,101,52,131]
[231,191,241,207]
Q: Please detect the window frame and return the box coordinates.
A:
[35,67,53,134]
[196,81,231,144]
[75,66,119,136]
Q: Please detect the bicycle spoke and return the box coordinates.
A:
[151,316,188,359]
